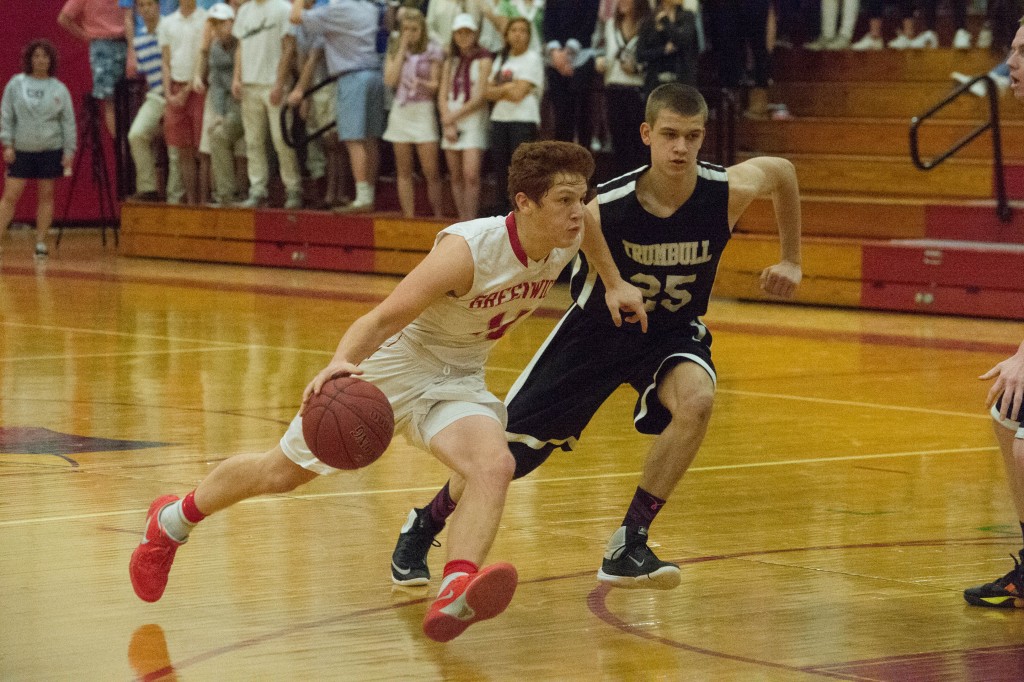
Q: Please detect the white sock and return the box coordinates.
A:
[158,500,197,543]
[355,181,374,205]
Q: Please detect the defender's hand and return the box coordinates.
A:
[759,260,801,299]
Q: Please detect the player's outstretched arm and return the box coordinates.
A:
[302,236,475,405]
[727,156,803,299]
[981,339,1024,420]
[581,200,648,332]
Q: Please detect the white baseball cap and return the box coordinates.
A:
[207,3,235,21]
[451,13,478,33]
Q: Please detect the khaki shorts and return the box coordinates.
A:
[280,334,506,475]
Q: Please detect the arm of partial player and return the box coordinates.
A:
[581,200,649,332]
[727,156,803,299]
[301,235,476,407]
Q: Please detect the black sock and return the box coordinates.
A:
[621,486,666,531]
[1019,521,1024,548]
[425,482,457,532]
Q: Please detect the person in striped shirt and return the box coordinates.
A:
[126,0,182,201]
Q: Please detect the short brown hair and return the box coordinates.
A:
[645,82,708,125]
[22,39,58,77]
[507,141,595,205]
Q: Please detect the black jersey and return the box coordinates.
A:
[570,162,731,331]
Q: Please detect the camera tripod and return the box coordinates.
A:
[58,94,118,248]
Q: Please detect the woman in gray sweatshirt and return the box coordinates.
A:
[0,39,76,257]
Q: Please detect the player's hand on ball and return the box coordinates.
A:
[759,260,802,299]
[604,278,648,332]
[302,361,363,412]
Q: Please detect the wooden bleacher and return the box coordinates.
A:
[720,47,1024,320]
[120,46,1024,320]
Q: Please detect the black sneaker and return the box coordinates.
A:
[391,507,440,586]
[964,550,1024,608]
[597,526,681,590]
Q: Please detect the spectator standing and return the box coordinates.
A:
[636,0,699,96]
[383,9,446,218]
[426,0,483,48]
[597,0,652,175]
[127,0,182,202]
[159,0,208,205]
[289,0,387,214]
[439,13,493,220]
[701,0,773,118]
[234,0,303,209]
[543,0,601,145]
[198,3,245,205]
[803,0,860,51]
[58,0,130,138]
[487,16,544,213]
[482,0,545,53]
[0,40,76,257]
[288,0,348,209]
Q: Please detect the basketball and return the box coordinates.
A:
[302,376,395,470]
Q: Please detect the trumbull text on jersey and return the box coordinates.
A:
[622,239,713,267]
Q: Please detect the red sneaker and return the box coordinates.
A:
[129,495,183,602]
[422,562,518,642]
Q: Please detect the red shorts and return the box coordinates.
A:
[163,82,205,149]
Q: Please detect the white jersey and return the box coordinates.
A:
[399,213,580,370]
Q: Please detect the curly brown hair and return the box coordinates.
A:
[507,141,595,206]
[22,39,58,77]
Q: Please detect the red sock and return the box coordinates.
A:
[181,490,207,524]
[443,559,478,578]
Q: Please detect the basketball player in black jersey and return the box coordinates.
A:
[962,18,1024,609]
[389,82,803,589]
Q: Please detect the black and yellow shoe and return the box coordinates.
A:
[964,551,1024,608]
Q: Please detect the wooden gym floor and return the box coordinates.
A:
[2,229,1023,681]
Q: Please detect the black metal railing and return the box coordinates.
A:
[909,73,1012,223]
[281,74,340,149]
[700,87,737,168]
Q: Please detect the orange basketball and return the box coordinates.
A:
[302,376,394,470]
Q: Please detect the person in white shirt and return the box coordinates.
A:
[158,0,208,204]
[438,13,492,220]
[233,0,303,209]
[486,17,543,214]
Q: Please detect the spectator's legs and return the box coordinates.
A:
[241,85,271,200]
[839,0,860,40]
[546,69,573,142]
[0,177,28,243]
[167,147,184,203]
[263,88,302,200]
[740,0,773,87]
[445,149,466,218]
[393,142,417,217]
[604,85,648,175]
[177,146,198,205]
[35,179,54,247]
[210,111,243,204]
[489,121,513,213]
[702,1,745,88]
[820,0,839,42]
[416,141,444,218]
[459,148,483,219]
[128,94,165,196]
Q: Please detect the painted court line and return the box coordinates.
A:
[718,388,989,419]
[0,446,997,528]
[1,321,332,356]
[0,346,245,363]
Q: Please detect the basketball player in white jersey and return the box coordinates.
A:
[962,18,1024,608]
[129,140,648,642]
[391,83,804,590]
